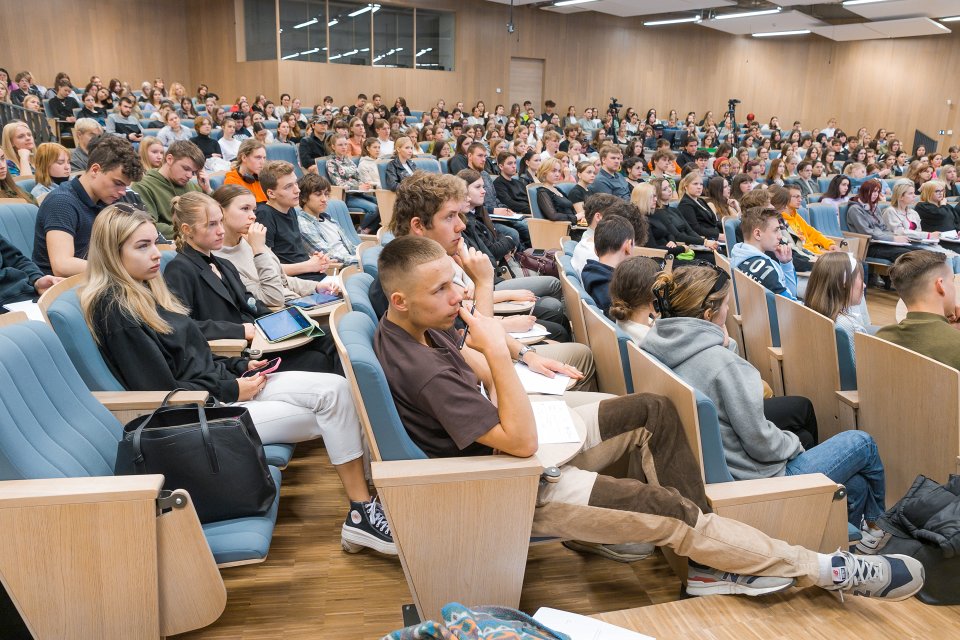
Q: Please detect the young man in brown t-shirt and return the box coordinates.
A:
[372,234,924,601]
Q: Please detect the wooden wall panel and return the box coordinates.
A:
[3,0,959,148]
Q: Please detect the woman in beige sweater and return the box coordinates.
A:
[211,185,338,307]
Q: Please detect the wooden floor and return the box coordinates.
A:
[176,289,923,639]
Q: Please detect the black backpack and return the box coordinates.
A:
[874,474,960,605]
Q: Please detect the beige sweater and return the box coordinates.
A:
[214,238,316,307]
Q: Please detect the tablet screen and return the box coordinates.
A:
[292,291,341,308]
[256,308,311,342]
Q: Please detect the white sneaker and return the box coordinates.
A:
[855,525,891,555]
[825,550,924,601]
[686,562,795,597]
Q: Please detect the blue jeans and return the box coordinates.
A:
[346,194,379,230]
[785,430,885,526]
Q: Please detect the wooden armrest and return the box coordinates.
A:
[825,235,844,246]
[732,313,742,325]
[0,475,164,508]
[329,185,346,201]
[836,390,859,409]
[208,338,247,356]
[373,455,543,488]
[767,346,783,361]
[359,234,377,243]
[93,390,209,411]
[706,472,839,507]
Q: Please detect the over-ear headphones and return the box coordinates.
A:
[240,172,258,184]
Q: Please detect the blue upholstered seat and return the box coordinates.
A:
[44,287,295,470]
[563,239,577,256]
[337,311,427,460]
[345,272,378,324]
[414,158,441,175]
[265,143,302,177]
[0,321,282,564]
[209,172,226,191]
[325,199,362,247]
[0,202,38,257]
[527,182,577,220]
[16,178,36,195]
[361,244,383,278]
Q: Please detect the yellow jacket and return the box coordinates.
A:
[781,208,835,255]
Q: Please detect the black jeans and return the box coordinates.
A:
[763,396,818,449]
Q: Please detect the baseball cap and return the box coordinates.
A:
[310,115,329,124]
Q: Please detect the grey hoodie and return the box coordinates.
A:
[641,317,803,479]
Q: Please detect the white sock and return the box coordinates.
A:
[816,552,839,587]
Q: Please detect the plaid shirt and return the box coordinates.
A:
[296,209,358,264]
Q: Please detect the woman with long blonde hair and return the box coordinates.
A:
[1,121,35,177]
[79,203,394,554]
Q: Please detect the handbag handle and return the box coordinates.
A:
[130,390,221,474]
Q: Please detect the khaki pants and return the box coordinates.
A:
[534,393,821,586]
[535,342,597,392]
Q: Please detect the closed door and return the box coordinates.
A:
[509,57,544,114]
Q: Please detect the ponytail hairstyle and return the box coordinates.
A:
[607,257,660,322]
[80,204,188,340]
[804,251,863,321]
[652,264,730,320]
[171,191,219,251]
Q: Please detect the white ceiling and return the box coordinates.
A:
[813,16,951,41]
[844,0,960,21]
[702,10,826,35]
[483,0,735,18]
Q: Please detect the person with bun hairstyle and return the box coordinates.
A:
[641,263,887,533]
[80,203,394,555]
[607,256,661,343]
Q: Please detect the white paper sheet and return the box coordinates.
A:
[2,301,44,322]
[533,607,655,640]
[515,363,570,396]
[509,324,550,340]
[531,401,580,444]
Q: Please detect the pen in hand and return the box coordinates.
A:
[458,302,476,349]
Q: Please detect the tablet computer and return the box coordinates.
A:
[288,291,341,309]
[255,307,315,343]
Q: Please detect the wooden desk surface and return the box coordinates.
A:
[592,588,960,640]
[494,300,536,315]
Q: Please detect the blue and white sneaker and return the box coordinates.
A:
[686,561,795,597]
[826,550,924,601]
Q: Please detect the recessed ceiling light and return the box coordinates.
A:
[714,7,782,20]
[753,29,811,37]
[644,16,702,26]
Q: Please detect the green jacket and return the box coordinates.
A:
[131,169,202,238]
[876,312,960,371]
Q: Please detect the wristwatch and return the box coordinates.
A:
[517,345,537,363]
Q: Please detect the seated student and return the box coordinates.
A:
[492,151,532,215]
[383,136,418,191]
[30,142,71,203]
[566,160,596,218]
[648,178,718,261]
[156,110,194,148]
[132,140,210,239]
[581,217,637,315]
[218,117,241,162]
[328,134,380,233]
[794,161,819,202]
[676,172,724,242]
[297,116,329,175]
[0,233,61,310]
[535,158,579,224]
[139,137,164,171]
[297,174,358,266]
[915,180,960,235]
[731,207,799,300]
[375,234,923,597]
[846,179,915,265]
[254,161,331,282]
[456,169,571,342]
[607,256,661,343]
[676,134,699,168]
[821,175,853,211]
[642,265,887,532]
[647,149,679,191]
[589,145,630,200]
[0,148,34,203]
[48,79,81,128]
[465,143,530,249]
[884,180,960,272]
[213,184,338,309]
[878,251,960,372]
[773,184,837,258]
[77,91,107,122]
[80,204,392,554]
[163,191,338,373]
[105,96,144,144]
[373,171,588,377]
[33,135,143,276]
[571,193,620,274]
[191,116,222,162]
[224,138,268,203]
[804,252,868,358]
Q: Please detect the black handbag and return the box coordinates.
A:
[115,390,277,524]
[874,474,960,605]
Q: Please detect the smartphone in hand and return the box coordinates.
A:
[241,357,282,378]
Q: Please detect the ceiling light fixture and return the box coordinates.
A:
[941,15,960,22]
[753,29,811,37]
[715,7,781,20]
[554,0,598,7]
[842,0,890,6]
[644,16,702,26]
[328,19,339,27]
[293,18,318,29]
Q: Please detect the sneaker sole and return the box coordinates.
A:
[562,540,654,563]
[341,524,398,556]
[686,578,796,597]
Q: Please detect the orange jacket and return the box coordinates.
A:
[781,208,835,254]
[225,169,267,203]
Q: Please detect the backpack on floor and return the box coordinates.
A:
[874,474,960,605]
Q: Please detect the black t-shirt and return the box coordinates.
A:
[33,178,103,274]
[49,96,80,120]
[374,317,499,458]
[255,202,326,282]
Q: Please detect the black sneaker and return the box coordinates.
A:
[341,497,397,555]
